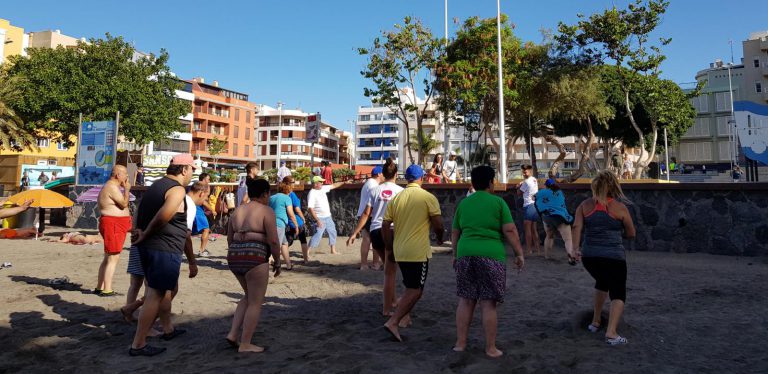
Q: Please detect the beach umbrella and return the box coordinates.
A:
[7,189,74,235]
[7,189,74,209]
[76,186,136,203]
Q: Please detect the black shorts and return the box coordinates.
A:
[357,216,372,233]
[286,226,307,245]
[543,214,568,229]
[139,247,182,292]
[370,229,395,261]
[398,261,429,290]
[582,257,627,302]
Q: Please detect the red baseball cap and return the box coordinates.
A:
[170,153,197,170]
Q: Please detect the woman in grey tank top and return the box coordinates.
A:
[572,171,636,346]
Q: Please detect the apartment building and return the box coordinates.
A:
[338,131,354,165]
[255,106,340,170]
[0,18,28,65]
[188,78,258,168]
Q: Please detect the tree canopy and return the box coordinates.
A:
[5,34,189,146]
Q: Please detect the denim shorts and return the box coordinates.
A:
[139,247,182,292]
[523,204,540,221]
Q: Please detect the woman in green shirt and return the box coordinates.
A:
[451,165,525,358]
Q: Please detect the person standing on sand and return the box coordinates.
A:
[128,154,198,357]
[282,176,311,264]
[452,165,524,358]
[307,176,345,259]
[95,165,132,297]
[534,178,576,261]
[347,158,403,316]
[193,173,213,257]
[516,165,541,256]
[270,181,299,270]
[237,162,259,206]
[572,171,636,346]
[382,164,443,342]
[119,181,206,327]
[353,166,383,270]
[225,178,281,353]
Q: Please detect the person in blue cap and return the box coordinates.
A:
[348,165,384,270]
[534,178,575,261]
[382,164,443,342]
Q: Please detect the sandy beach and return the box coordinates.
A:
[1,229,767,373]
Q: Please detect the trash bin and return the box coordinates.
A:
[16,207,36,229]
[1,201,17,229]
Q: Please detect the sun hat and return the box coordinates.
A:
[312,176,325,183]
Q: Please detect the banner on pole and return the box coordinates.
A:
[76,119,118,186]
[306,113,321,143]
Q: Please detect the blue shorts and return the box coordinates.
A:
[523,204,540,221]
[126,246,144,277]
[139,247,182,292]
[193,206,209,234]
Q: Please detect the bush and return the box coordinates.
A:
[332,168,356,181]
[262,168,277,183]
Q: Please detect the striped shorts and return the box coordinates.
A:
[126,246,144,277]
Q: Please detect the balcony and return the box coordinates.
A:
[358,145,398,151]
[761,40,768,51]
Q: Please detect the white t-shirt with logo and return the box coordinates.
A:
[519,176,538,207]
[357,178,379,217]
[368,182,405,231]
[307,185,332,218]
[443,160,458,182]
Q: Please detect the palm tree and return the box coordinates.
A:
[409,129,442,167]
[0,75,36,151]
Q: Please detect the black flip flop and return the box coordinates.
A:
[160,328,187,341]
[128,345,167,357]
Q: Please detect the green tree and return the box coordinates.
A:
[207,137,227,170]
[5,34,189,146]
[359,17,444,165]
[556,0,676,177]
[0,74,36,151]
[409,128,442,165]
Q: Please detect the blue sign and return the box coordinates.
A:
[76,120,118,185]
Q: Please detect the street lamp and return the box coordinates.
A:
[277,103,284,165]
[495,0,508,183]
[727,61,737,179]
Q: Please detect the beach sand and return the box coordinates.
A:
[1,229,767,373]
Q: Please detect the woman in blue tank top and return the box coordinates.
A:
[572,171,636,346]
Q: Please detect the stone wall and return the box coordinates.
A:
[66,182,768,256]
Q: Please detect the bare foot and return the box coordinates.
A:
[120,306,134,323]
[486,347,503,358]
[398,314,412,328]
[238,343,265,353]
[383,323,402,342]
[370,263,383,271]
[147,328,162,337]
[359,264,368,271]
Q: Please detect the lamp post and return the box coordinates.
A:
[276,101,284,169]
[495,0,507,183]
[380,112,385,160]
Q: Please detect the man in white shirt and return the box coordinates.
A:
[307,176,345,259]
[277,161,292,183]
[353,166,383,270]
[442,152,460,183]
[516,165,541,255]
[237,162,259,206]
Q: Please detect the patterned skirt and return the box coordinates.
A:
[454,256,507,303]
[227,241,270,276]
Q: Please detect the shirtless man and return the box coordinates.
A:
[57,232,103,245]
[95,165,132,297]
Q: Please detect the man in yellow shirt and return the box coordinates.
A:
[381,164,443,342]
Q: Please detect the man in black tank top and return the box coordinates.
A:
[129,154,197,357]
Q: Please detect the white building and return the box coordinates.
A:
[256,105,340,170]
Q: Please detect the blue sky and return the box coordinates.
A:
[4,0,767,132]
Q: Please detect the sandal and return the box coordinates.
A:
[160,328,187,341]
[587,323,600,333]
[129,345,167,357]
[606,335,628,345]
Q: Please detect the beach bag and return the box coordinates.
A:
[304,210,317,237]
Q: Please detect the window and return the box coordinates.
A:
[235,109,240,121]
[680,142,712,162]
[691,95,709,113]
[245,127,250,140]
[756,82,763,93]
[244,145,250,158]
[754,58,761,68]
[234,126,239,138]
[57,142,68,150]
[37,138,50,148]
[246,111,251,123]
[716,116,733,136]
[685,118,711,137]
[233,143,238,156]
[715,92,733,112]
[718,141,732,161]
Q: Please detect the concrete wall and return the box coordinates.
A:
[67,182,768,256]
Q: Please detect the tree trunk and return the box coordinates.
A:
[566,118,595,182]
[634,124,659,178]
[623,90,648,179]
[545,134,566,178]
[416,116,424,167]
[402,123,415,165]
[524,134,538,176]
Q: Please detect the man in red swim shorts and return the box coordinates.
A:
[96,165,132,297]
